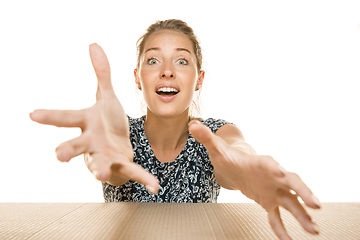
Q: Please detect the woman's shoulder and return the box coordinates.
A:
[192,117,234,134]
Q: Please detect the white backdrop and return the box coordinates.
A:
[1,1,359,203]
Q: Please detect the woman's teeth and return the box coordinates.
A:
[156,87,179,95]
[157,87,179,93]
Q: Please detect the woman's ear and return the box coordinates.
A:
[196,70,205,91]
[134,69,141,90]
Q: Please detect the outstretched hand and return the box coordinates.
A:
[189,121,320,240]
[30,43,159,194]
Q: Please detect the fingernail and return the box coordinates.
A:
[145,185,157,195]
[278,165,287,177]
[311,194,321,208]
[188,120,198,127]
[29,110,37,119]
[312,223,320,234]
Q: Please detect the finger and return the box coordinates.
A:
[284,172,321,209]
[30,109,86,128]
[86,153,111,181]
[89,43,115,99]
[277,189,320,235]
[87,155,159,194]
[117,161,159,194]
[55,134,89,162]
[268,207,292,240]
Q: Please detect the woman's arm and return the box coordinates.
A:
[211,124,256,190]
[189,121,320,240]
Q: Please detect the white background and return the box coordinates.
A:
[1,1,359,203]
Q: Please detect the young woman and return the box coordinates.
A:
[30,19,320,240]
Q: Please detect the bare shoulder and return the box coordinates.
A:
[215,123,245,145]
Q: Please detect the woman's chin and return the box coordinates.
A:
[147,107,189,119]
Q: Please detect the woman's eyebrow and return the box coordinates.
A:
[176,48,191,54]
[144,47,191,54]
[145,47,160,53]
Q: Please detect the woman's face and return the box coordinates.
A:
[135,29,204,119]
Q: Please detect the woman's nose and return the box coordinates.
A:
[160,62,175,79]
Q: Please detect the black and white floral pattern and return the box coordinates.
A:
[102,116,232,203]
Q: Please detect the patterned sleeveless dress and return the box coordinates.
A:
[102,116,232,203]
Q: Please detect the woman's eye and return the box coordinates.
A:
[147,58,159,65]
[177,59,188,65]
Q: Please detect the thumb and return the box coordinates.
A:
[89,43,115,99]
[189,121,233,169]
[188,120,220,153]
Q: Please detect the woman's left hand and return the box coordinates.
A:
[189,121,320,240]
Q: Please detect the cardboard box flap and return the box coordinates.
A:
[1,202,360,239]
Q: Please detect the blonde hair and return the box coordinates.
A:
[136,19,203,117]
[136,19,203,72]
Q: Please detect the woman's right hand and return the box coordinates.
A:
[30,43,159,194]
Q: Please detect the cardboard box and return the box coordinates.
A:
[0,202,359,239]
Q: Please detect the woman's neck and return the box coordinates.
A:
[144,109,189,162]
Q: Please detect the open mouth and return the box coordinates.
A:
[156,87,179,96]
